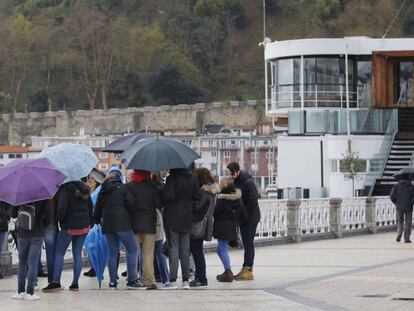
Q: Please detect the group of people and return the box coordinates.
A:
[0,161,261,300]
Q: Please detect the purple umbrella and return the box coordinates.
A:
[0,158,66,206]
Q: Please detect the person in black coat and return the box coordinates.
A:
[162,168,200,289]
[94,170,141,289]
[43,181,93,293]
[227,162,260,281]
[125,170,161,289]
[10,200,51,300]
[390,174,414,243]
[189,168,219,288]
[213,177,244,282]
[0,201,11,267]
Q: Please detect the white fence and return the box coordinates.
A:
[256,196,396,240]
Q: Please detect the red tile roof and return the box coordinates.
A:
[0,146,30,153]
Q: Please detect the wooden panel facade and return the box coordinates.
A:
[372,51,414,108]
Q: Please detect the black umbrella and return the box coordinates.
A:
[393,167,414,180]
[102,133,155,154]
[120,136,201,172]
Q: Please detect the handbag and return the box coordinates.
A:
[190,215,208,239]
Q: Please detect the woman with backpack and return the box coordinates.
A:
[43,181,93,293]
[213,177,246,283]
[10,200,51,300]
[189,168,218,288]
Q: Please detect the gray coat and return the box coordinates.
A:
[192,183,219,241]
[390,180,414,212]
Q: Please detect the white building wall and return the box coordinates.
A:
[325,135,383,198]
[277,136,322,189]
[277,135,384,198]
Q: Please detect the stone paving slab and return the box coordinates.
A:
[1,232,414,310]
[0,289,320,311]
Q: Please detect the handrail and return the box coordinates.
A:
[271,84,362,110]
[365,109,398,196]
[410,153,414,167]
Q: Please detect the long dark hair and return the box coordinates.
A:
[66,182,90,202]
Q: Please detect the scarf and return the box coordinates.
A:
[130,170,151,183]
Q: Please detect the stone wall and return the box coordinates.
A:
[0,100,265,146]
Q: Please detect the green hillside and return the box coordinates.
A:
[0,0,412,113]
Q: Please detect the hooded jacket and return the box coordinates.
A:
[162,169,200,233]
[125,171,161,234]
[57,181,93,230]
[234,171,261,223]
[390,179,414,212]
[94,175,132,234]
[213,186,244,241]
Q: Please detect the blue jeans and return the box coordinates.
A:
[53,229,87,285]
[0,231,6,255]
[105,230,138,283]
[17,237,43,295]
[216,239,231,270]
[44,227,59,283]
[155,240,170,284]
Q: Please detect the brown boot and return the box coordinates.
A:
[216,271,226,281]
[234,267,244,279]
[234,267,254,281]
[217,270,233,282]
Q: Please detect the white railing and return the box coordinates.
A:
[299,199,330,235]
[256,196,396,240]
[341,197,366,230]
[256,199,287,238]
[270,87,360,110]
[375,196,396,227]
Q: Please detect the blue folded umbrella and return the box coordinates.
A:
[84,224,108,288]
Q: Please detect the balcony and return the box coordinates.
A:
[269,83,373,113]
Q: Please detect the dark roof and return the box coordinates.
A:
[202,124,224,135]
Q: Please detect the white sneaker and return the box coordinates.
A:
[11,292,26,300]
[182,281,190,290]
[160,282,177,290]
[25,294,40,301]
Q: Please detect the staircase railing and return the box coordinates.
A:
[410,153,414,167]
[363,109,398,196]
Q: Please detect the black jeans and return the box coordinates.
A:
[397,210,412,241]
[240,221,259,269]
[190,238,207,282]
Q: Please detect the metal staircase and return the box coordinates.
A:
[371,109,414,196]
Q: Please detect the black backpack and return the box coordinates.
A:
[17,204,36,231]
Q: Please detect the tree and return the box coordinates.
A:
[340,151,366,197]
[64,3,122,110]
[149,65,202,105]
[0,14,35,114]
[315,0,343,26]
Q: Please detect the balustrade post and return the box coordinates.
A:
[0,232,13,277]
[329,198,343,238]
[365,197,377,234]
[287,199,301,242]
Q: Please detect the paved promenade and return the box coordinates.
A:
[1,232,414,311]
